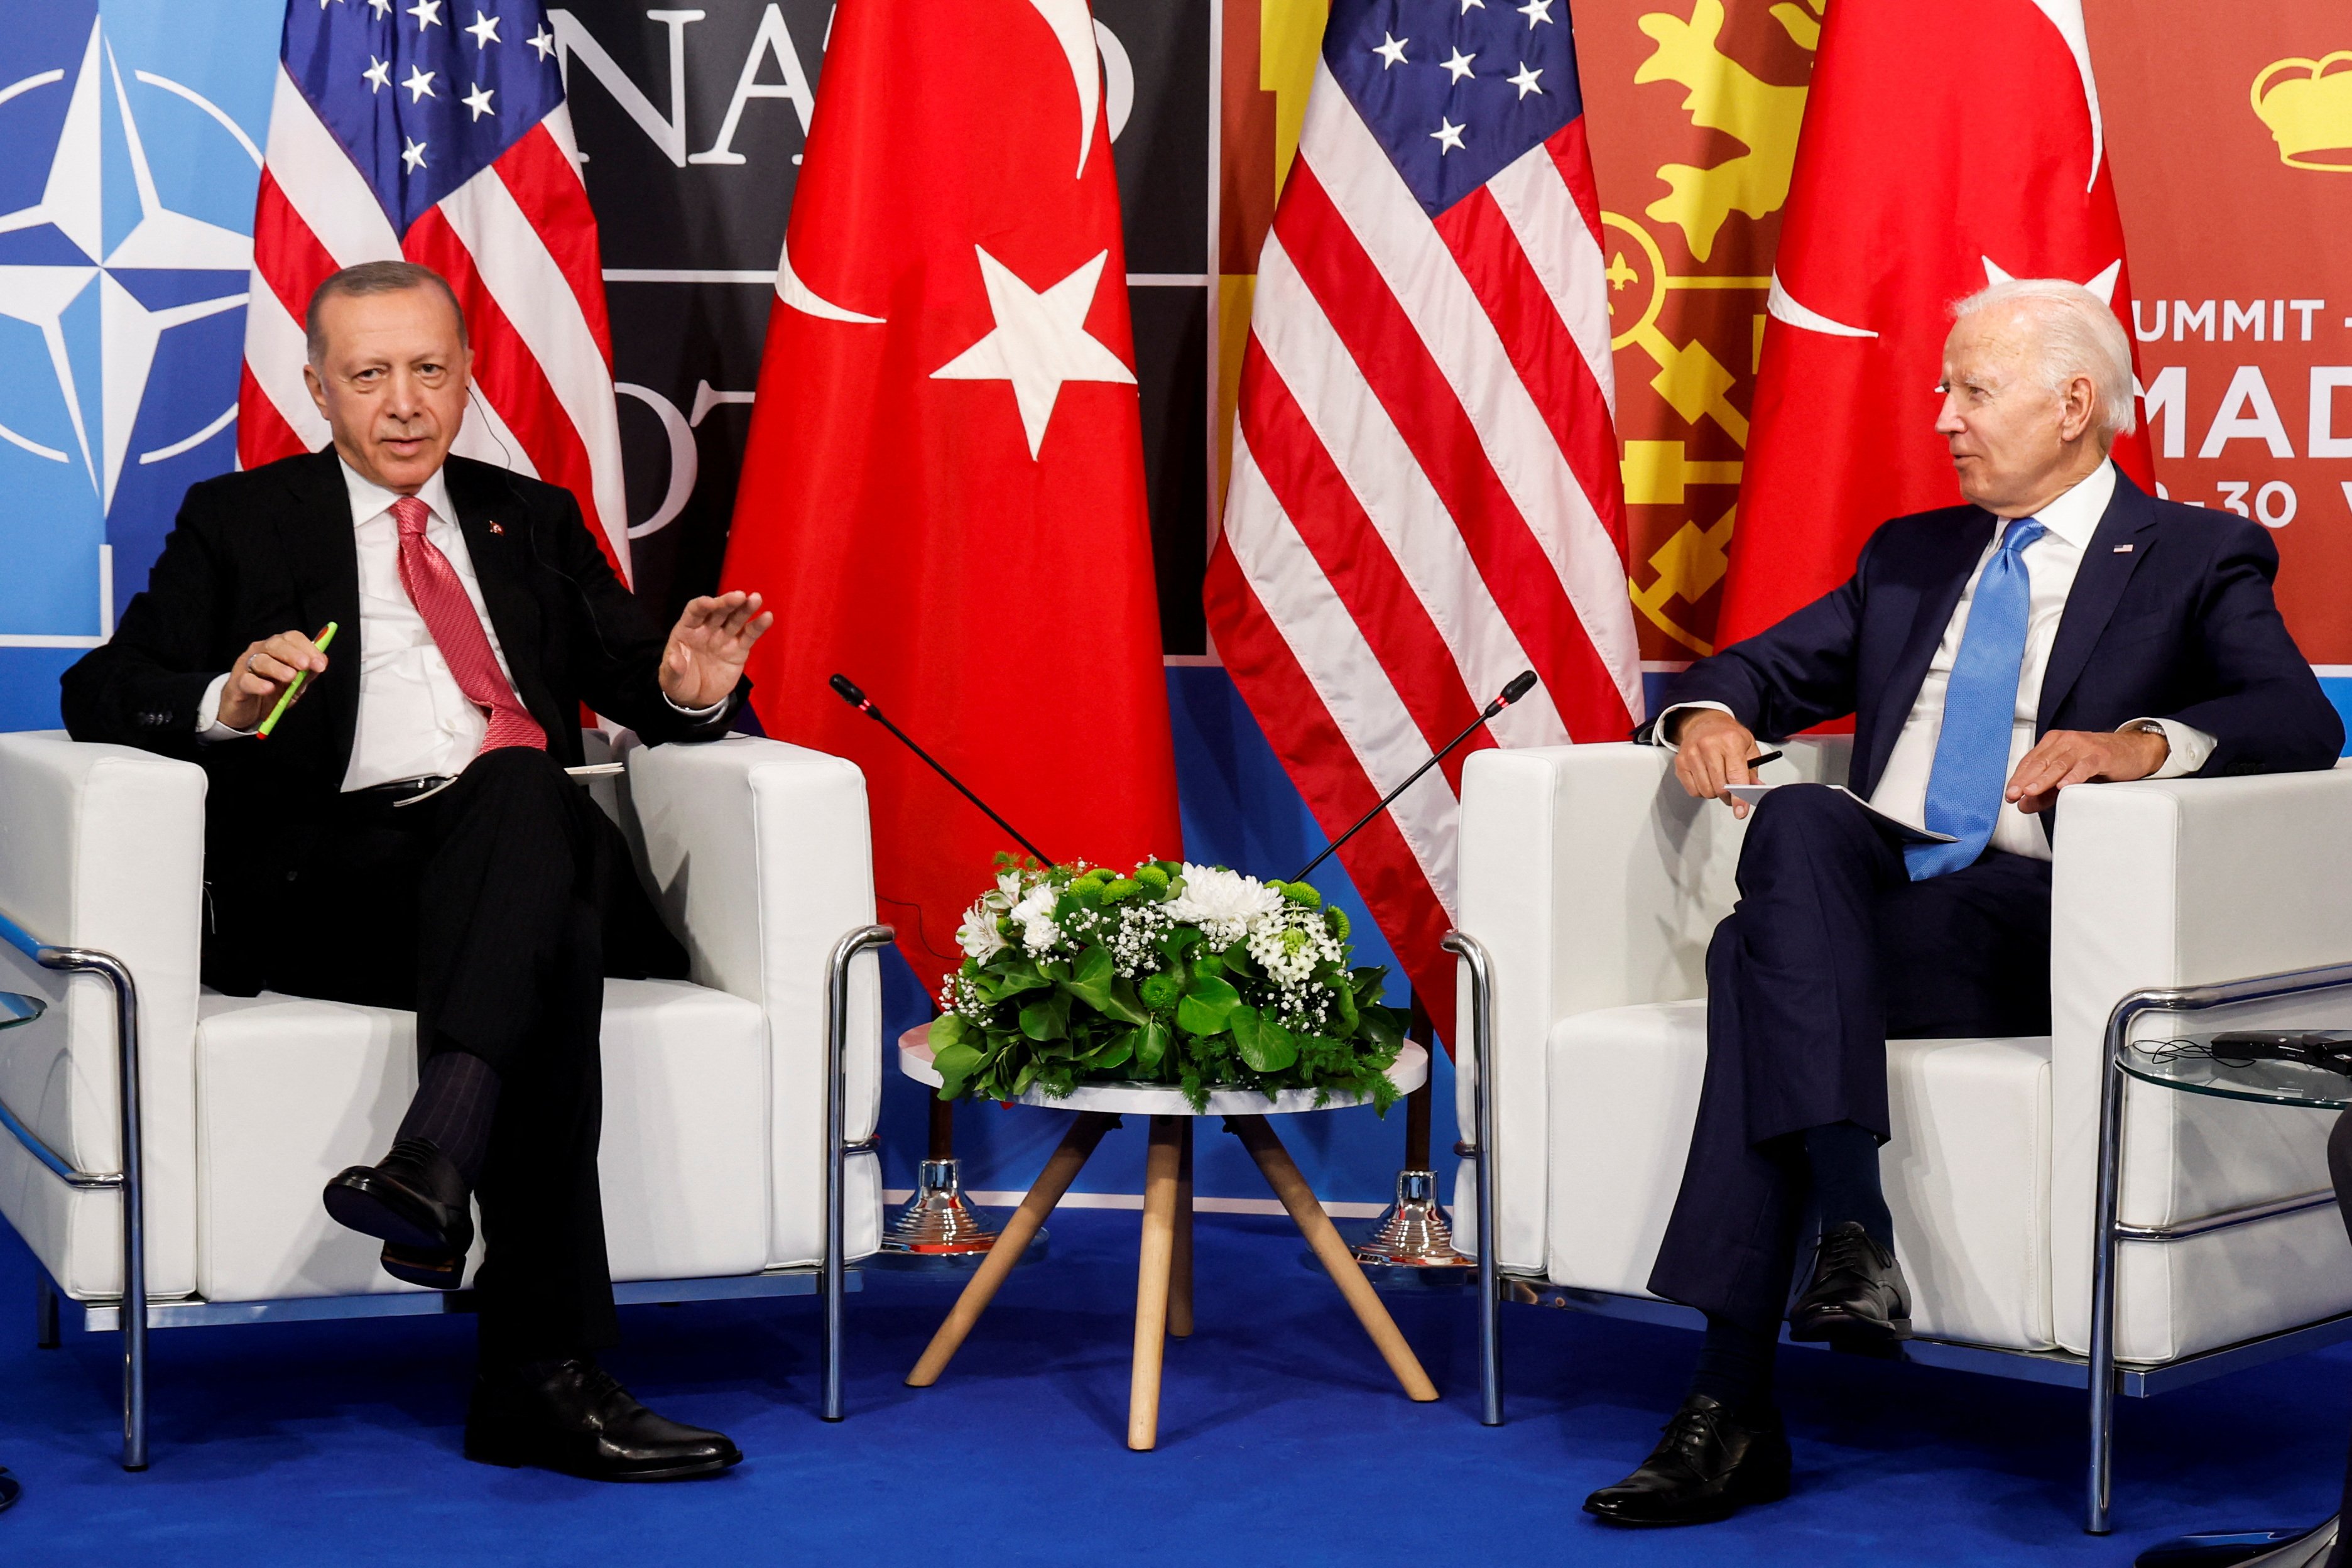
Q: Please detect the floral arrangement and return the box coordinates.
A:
[928,857,1408,1112]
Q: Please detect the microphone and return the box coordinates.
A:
[829,674,1058,868]
[1290,670,1539,884]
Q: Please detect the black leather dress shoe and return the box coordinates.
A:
[465,1359,743,1482]
[1582,1394,1792,1527]
[322,1136,473,1258]
[1787,1221,1912,1345]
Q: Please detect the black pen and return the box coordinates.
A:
[1746,749,1783,769]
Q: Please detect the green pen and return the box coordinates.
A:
[255,621,337,739]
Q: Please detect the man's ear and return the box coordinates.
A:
[303,362,329,418]
[2060,372,2098,442]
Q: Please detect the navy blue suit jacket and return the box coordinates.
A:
[1657,470,2343,803]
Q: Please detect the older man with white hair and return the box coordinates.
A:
[1582,279,2344,1528]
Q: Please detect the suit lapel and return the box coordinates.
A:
[442,457,551,729]
[276,449,363,773]
[2038,473,2157,732]
[1855,509,1995,795]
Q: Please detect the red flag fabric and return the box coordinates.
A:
[1719,0,2157,643]
[720,0,1182,996]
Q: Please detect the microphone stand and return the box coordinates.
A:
[830,673,1054,1267]
[1291,671,1537,884]
[1279,669,1537,1283]
[830,674,1057,868]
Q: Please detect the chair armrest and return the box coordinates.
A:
[1451,737,1849,1270]
[0,731,205,1297]
[2049,763,2352,1351]
[619,732,883,1147]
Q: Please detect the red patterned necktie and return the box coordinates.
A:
[391,495,546,754]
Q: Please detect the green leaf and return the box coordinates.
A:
[1019,992,1070,1042]
[1136,1016,1172,1071]
[996,957,1052,996]
[929,1012,969,1050]
[1175,972,1241,1036]
[1085,1030,1136,1072]
[1329,977,1361,1034]
[932,1042,985,1099]
[1358,1004,1404,1054]
[1194,952,1226,980]
[1231,1006,1298,1072]
[1052,944,1143,1023]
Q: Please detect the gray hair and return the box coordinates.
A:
[1951,277,2137,444]
[305,261,469,366]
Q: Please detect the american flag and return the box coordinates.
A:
[1204,0,1641,1023]
[236,0,629,577]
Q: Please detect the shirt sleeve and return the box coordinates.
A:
[2121,717,2219,780]
[1652,700,1736,752]
[195,673,256,742]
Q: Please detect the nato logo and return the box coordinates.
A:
[0,0,278,651]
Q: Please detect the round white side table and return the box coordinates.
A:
[896,1026,1439,1449]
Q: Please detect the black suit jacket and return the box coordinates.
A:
[61,449,744,945]
[1658,469,2343,805]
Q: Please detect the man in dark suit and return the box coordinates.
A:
[62,261,771,1481]
[1583,278,2344,1527]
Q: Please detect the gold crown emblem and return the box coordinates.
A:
[2252,52,2352,171]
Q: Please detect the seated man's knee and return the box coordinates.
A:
[1743,781,1849,846]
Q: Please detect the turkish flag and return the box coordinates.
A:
[720,0,1182,994]
[1719,0,2157,643]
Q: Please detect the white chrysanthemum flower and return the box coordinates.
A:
[1011,883,1064,956]
[1165,864,1285,949]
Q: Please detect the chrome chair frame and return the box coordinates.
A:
[1448,928,2352,1537]
[1,910,894,1470]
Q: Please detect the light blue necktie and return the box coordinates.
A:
[1905,518,2047,880]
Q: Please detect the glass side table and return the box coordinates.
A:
[2118,1035,2352,1111]
[0,988,45,1515]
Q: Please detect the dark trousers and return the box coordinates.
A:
[1647,783,2054,1334]
[256,748,682,1366]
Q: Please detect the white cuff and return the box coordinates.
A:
[663,690,728,722]
[2120,717,2218,779]
[1654,700,1734,752]
[197,673,256,741]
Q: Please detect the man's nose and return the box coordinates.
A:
[382,370,423,418]
[1933,395,1964,434]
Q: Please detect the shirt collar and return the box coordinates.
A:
[338,455,455,533]
[2002,457,2115,552]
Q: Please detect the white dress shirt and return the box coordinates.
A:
[1661,460,2216,861]
[198,459,717,790]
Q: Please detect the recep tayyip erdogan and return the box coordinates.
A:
[1582,278,2344,1527]
[62,261,771,1481]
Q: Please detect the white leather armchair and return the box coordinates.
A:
[1449,739,2352,1532]
[0,729,890,1467]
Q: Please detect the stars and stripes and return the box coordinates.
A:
[1204,0,1640,1026]
[238,0,631,577]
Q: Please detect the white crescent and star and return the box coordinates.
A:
[930,246,1135,460]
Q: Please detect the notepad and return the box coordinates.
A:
[1722,783,1957,845]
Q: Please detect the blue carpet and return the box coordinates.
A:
[1,1200,2346,1565]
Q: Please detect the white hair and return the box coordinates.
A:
[1951,278,2137,444]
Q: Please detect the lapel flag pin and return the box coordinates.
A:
[2113,543,2133,553]
[489,522,505,535]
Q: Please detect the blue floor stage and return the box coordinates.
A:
[3,1204,2346,1565]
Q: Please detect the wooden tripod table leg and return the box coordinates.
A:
[907,1110,1117,1388]
[1128,1115,1184,1451]
[1169,1119,1195,1339]
[1226,1114,1440,1403]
